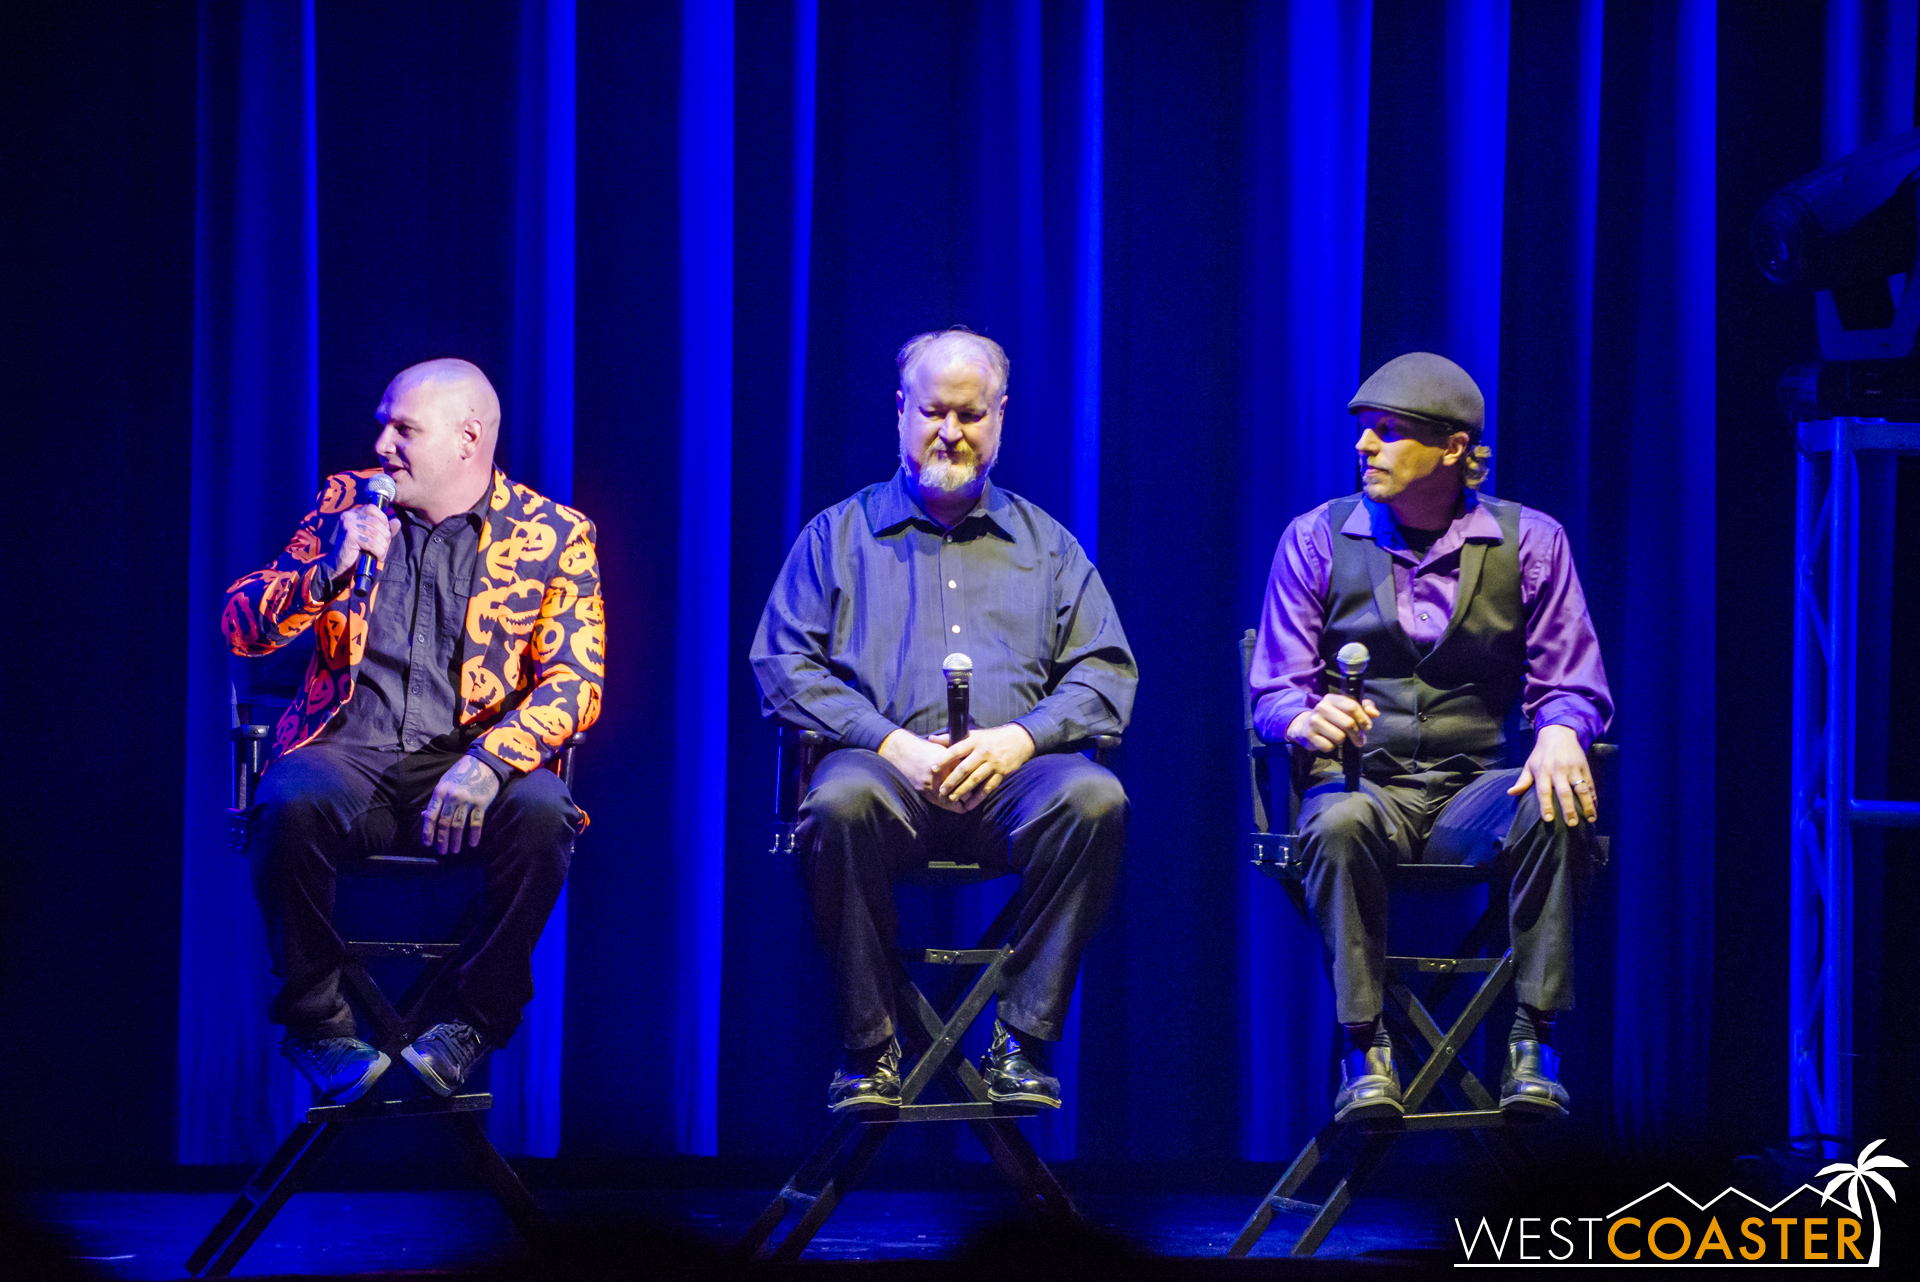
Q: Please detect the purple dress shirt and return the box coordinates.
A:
[1251,492,1612,751]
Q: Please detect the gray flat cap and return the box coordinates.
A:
[1348,352,1484,437]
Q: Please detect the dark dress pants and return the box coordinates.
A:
[1297,764,1595,1025]
[800,748,1126,1049]
[248,738,579,1045]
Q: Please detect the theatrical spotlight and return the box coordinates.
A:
[1757,127,1920,421]
[1754,127,1920,365]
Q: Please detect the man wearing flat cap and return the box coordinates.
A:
[1249,352,1612,1121]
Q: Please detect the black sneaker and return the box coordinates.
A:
[827,1037,902,1112]
[282,1036,390,1103]
[981,1019,1061,1109]
[402,1022,489,1097]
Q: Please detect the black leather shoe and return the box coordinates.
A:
[827,1037,902,1112]
[1500,1039,1570,1117]
[981,1019,1061,1109]
[282,1036,390,1103]
[402,1022,489,1097]
[1333,1045,1403,1122]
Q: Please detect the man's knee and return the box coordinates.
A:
[491,768,580,860]
[801,760,896,832]
[1057,766,1127,830]
[1301,789,1381,854]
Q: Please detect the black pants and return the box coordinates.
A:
[249,738,578,1044]
[800,749,1126,1049]
[1297,765,1595,1025]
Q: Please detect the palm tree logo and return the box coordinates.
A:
[1818,1139,1908,1267]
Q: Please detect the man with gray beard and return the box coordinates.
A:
[751,327,1137,1112]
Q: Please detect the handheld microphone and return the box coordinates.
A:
[352,474,398,599]
[1335,642,1370,793]
[942,652,973,745]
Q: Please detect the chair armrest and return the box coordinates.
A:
[772,729,844,852]
[1060,733,1121,766]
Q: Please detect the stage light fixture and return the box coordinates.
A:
[1754,127,1920,363]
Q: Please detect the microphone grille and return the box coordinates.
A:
[367,474,398,502]
[942,652,973,674]
[1335,642,1371,673]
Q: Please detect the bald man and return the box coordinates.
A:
[751,328,1136,1112]
[224,359,605,1103]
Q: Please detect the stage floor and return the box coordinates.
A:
[26,1186,1459,1277]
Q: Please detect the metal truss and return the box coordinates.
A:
[1792,418,1920,1159]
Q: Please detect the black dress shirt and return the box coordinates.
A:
[315,488,509,778]
[750,469,1137,752]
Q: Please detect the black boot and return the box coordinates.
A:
[981,1019,1061,1108]
[827,1036,902,1112]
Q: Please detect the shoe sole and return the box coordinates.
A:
[402,1045,456,1097]
[985,1089,1062,1109]
[1500,1093,1569,1119]
[828,1095,902,1113]
[1334,1098,1404,1124]
[334,1051,392,1104]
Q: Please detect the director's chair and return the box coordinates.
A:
[1229,629,1615,1258]
[736,727,1115,1261]
[186,681,578,1278]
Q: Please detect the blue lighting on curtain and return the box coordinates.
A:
[673,0,733,1156]
[1070,0,1103,560]
[180,0,320,1163]
[492,0,576,1160]
[1238,0,1373,1164]
[1443,0,1509,483]
[784,0,817,540]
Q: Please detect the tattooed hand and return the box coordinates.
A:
[422,755,503,854]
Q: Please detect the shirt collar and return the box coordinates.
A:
[1341,491,1501,551]
[867,467,1014,540]
[399,476,494,532]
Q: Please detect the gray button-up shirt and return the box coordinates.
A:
[316,488,508,777]
[750,469,1137,752]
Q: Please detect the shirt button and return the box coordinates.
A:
[1419,613,1429,621]
[951,625,961,634]
[948,580,957,589]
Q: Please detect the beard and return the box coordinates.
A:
[905,443,995,494]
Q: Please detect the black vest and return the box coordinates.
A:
[1321,494,1525,776]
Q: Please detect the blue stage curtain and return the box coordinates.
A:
[179,0,321,1164]
[1237,0,1374,1164]
[709,0,1721,1163]
[179,0,578,1161]
[173,0,1730,1165]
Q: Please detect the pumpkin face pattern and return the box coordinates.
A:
[531,617,566,663]
[558,536,596,578]
[462,655,507,716]
[575,678,602,730]
[467,579,545,647]
[483,518,559,581]
[520,702,574,747]
[227,468,603,779]
[570,623,606,677]
[542,578,578,617]
[480,725,542,771]
[319,474,356,515]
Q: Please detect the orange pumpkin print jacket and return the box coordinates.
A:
[222,468,605,776]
